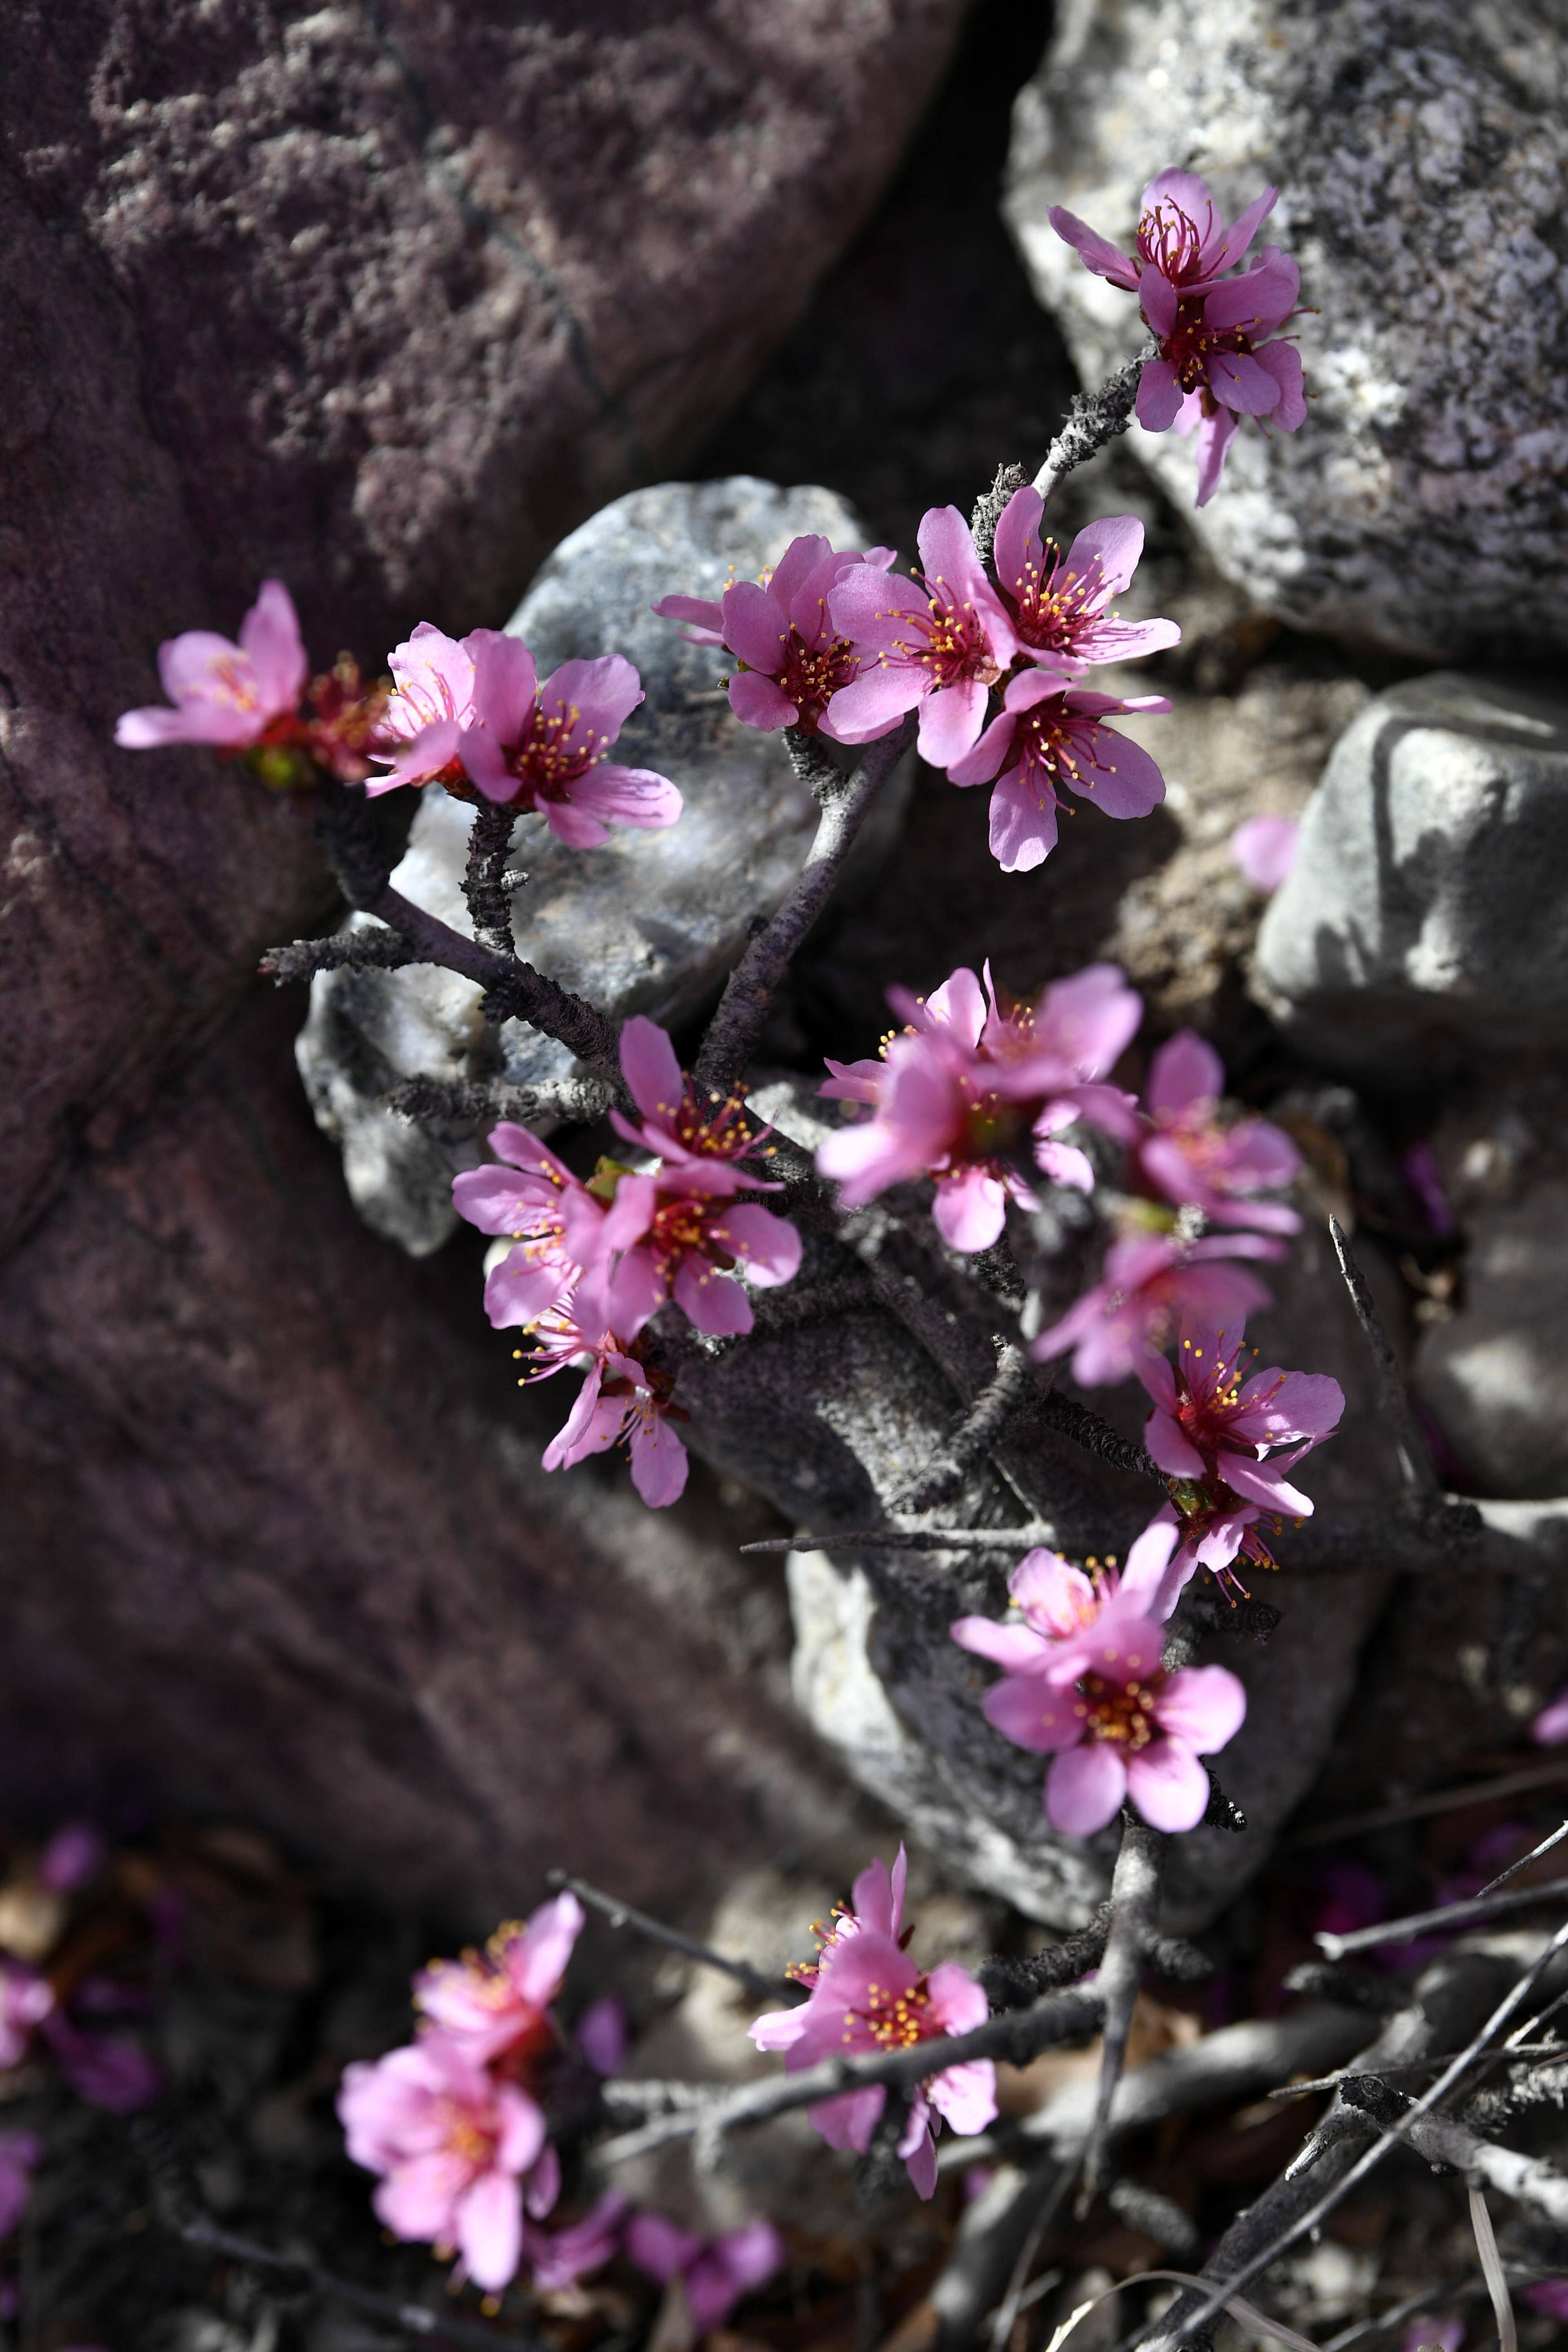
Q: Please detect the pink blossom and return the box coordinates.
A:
[116,580,309,750]
[575,1994,628,2077]
[946,671,1170,875]
[826,507,1018,765]
[1402,2318,1465,2352]
[751,1847,908,2053]
[1049,170,1279,299]
[414,1894,583,2069]
[1533,1686,1568,1747]
[1031,1231,1281,1388]
[0,2132,40,2238]
[46,2013,159,2112]
[1136,253,1306,505]
[522,1308,691,1508]
[1230,813,1299,893]
[455,635,681,845]
[653,533,897,742]
[992,495,1179,674]
[982,1613,1246,1837]
[765,1927,996,2198]
[452,1123,605,1333]
[523,2190,630,2291]
[368,623,479,794]
[1524,2282,1568,2320]
[626,2211,786,2332]
[1402,1141,1456,1241]
[611,1016,772,1170]
[582,1161,801,1340]
[1139,1321,1343,1589]
[38,1821,106,1895]
[817,961,1141,1251]
[339,2034,554,2292]
[0,1962,54,2068]
[1135,1033,1300,1235]
[951,1514,1192,1679]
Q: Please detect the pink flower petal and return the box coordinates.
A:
[1125,1739,1211,1833]
[1046,1742,1126,1836]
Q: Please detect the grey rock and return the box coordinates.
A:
[1005,0,1568,660]
[298,478,903,1254]
[1253,672,1568,1076]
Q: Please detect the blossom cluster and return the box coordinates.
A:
[338,1894,785,2313]
[750,1848,997,2196]
[453,1014,801,1507]
[1049,169,1306,504]
[658,503,1176,875]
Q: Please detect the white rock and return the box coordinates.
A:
[1005,0,1568,658]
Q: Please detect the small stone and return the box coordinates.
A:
[1005,0,1568,659]
[297,478,905,1254]
[1253,672,1568,1077]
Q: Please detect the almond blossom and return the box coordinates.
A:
[950,1515,1192,1679]
[817,961,1141,1251]
[826,507,1018,764]
[520,1307,691,1508]
[522,2191,631,2291]
[115,580,309,750]
[452,1124,605,1332]
[338,2034,553,2293]
[991,495,1179,674]
[1050,171,1278,298]
[626,2212,786,2332]
[610,1015,772,1170]
[945,672,1170,875]
[573,1161,801,1340]
[751,1847,908,2049]
[1137,253,1306,505]
[752,1872,995,2198]
[1031,1230,1282,1387]
[1139,1322,1344,1591]
[652,533,897,741]
[1134,1032,1302,1235]
[368,622,479,792]
[456,635,681,845]
[981,1618,1246,1837]
[414,1894,585,2070]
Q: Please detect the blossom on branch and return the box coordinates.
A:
[414,1894,585,2069]
[826,507,1018,765]
[521,1308,691,1508]
[573,1161,800,1340]
[653,533,897,741]
[453,1125,604,1332]
[368,622,479,792]
[1137,254,1306,505]
[1134,1032,1302,1235]
[751,1851,996,2198]
[1031,1230,1281,1387]
[817,961,1141,1250]
[115,580,309,750]
[1049,170,1278,299]
[338,2034,555,2293]
[611,1015,772,1169]
[523,2191,631,2291]
[980,1617,1246,1836]
[992,495,1180,674]
[456,635,681,845]
[950,1515,1191,1678]
[945,673,1170,875]
[626,2212,787,2331]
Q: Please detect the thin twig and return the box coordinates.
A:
[1291,1754,1568,1846]
[387,1073,616,1129]
[545,1870,790,2004]
[259,928,423,982]
[969,462,1029,569]
[899,1344,1037,1512]
[692,716,915,1097]
[1081,1816,1166,2202]
[1315,1870,1568,1960]
[1031,346,1153,510]
[462,800,520,958]
[173,2216,546,2349]
[1477,1818,1568,1899]
[1030,1386,1164,1483]
[595,1986,1103,2166]
[740,1526,1059,1557]
[1139,1918,1568,2349]
[1332,2075,1568,2231]
[1326,1214,1446,1511]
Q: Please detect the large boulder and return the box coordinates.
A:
[1,0,967,1257]
[1253,672,1568,1076]
[1004,0,1568,661]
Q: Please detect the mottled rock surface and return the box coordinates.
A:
[299,479,896,1254]
[1254,673,1568,1076]
[1005,0,1568,659]
[1,0,965,1255]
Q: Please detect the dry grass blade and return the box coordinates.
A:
[1468,2186,1517,2352]
[1037,2269,1326,2352]
[1476,1818,1568,1899]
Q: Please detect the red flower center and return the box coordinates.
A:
[1136,199,1207,285]
[849,1977,934,2050]
[1076,1669,1165,1752]
[777,626,860,733]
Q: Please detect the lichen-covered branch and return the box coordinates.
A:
[1031,344,1153,510]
